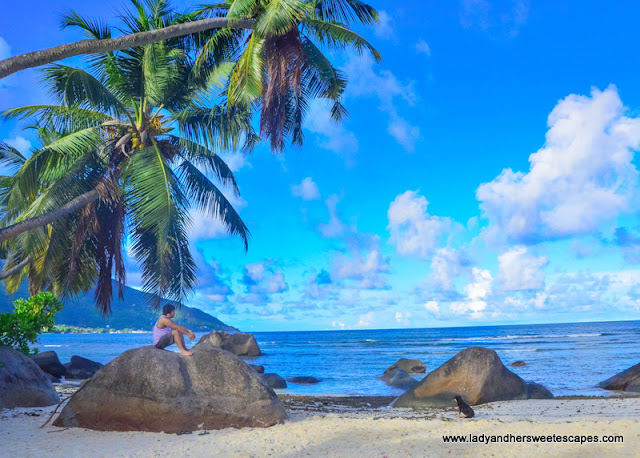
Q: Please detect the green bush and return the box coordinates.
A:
[0,292,63,356]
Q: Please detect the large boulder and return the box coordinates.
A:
[262,373,287,389]
[0,346,60,409]
[53,345,286,432]
[65,356,103,379]
[526,382,554,399]
[384,358,426,375]
[194,331,261,357]
[32,351,66,378]
[599,362,640,392]
[393,347,551,407]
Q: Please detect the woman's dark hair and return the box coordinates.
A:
[162,304,176,316]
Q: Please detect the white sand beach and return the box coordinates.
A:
[3,394,640,457]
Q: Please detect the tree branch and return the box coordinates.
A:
[0,18,254,80]
[0,256,31,280]
[0,189,101,243]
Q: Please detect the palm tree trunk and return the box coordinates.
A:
[0,189,100,243]
[0,256,31,280]
[0,18,254,80]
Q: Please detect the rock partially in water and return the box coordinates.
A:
[599,362,640,392]
[510,361,527,367]
[31,351,66,378]
[287,376,320,385]
[262,373,287,389]
[393,347,552,407]
[65,356,103,379]
[384,358,426,375]
[194,331,261,357]
[384,369,418,389]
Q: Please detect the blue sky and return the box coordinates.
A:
[3,1,640,331]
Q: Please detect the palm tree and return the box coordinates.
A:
[192,0,381,150]
[0,0,380,244]
[0,0,381,313]
[1,1,255,312]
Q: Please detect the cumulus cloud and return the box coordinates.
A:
[4,136,31,153]
[318,194,347,238]
[388,116,420,152]
[460,0,529,37]
[374,10,394,39]
[424,301,440,314]
[416,39,431,57]
[450,268,492,319]
[219,153,250,172]
[387,190,455,259]
[332,248,391,290]
[429,248,473,291]
[342,53,420,152]
[304,99,358,162]
[477,86,640,245]
[497,246,548,291]
[188,185,247,242]
[241,261,288,296]
[357,311,376,327]
[292,177,321,200]
[395,311,412,326]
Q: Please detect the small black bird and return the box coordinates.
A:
[452,395,475,418]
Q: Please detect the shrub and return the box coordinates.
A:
[0,292,63,356]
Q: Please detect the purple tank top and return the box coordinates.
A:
[153,317,172,345]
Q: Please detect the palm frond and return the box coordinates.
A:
[178,159,249,250]
[311,0,378,26]
[41,65,130,118]
[0,142,27,172]
[255,0,310,37]
[301,18,381,62]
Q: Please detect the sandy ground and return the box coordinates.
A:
[2,389,640,457]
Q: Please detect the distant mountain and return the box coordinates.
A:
[0,280,238,333]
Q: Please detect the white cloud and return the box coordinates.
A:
[304,99,358,161]
[188,186,247,241]
[424,301,440,314]
[357,311,376,327]
[0,37,10,60]
[387,190,454,259]
[333,248,391,290]
[219,153,250,172]
[498,246,548,291]
[292,177,320,200]
[388,116,420,152]
[416,39,431,57]
[242,261,288,295]
[450,268,492,319]
[477,86,640,245]
[332,320,346,329]
[460,0,530,37]
[342,53,420,152]
[429,248,471,291]
[374,10,394,39]
[395,311,412,326]
[318,194,346,238]
[4,136,31,153]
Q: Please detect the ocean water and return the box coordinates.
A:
[35,320,640,397]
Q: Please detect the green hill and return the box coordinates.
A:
[0,281,238,332]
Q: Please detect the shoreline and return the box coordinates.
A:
[2,392,639,456]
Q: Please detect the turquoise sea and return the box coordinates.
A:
[35,320,640,397]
